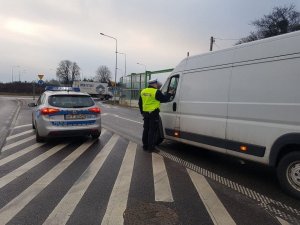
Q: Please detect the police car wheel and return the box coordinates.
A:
[32,117,35,129]
[277,151,300,199]
[36,128,45,142]
[91,132,100,139]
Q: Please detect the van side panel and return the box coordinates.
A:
[227,36,300,164]
[179,65,231,149]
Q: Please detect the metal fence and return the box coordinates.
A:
[119,69,173,107]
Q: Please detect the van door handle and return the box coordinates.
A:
[173,102,177,111]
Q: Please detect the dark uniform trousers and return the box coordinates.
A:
[142,109,159,150]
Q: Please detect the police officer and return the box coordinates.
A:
[138,79,172,152]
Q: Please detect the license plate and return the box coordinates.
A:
[65,114,86,120]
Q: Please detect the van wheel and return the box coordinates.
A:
[277,151,300,199]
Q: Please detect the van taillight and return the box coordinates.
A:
[40,107,60,115]
[89,107,101,114]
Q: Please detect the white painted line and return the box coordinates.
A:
[114,114,143,124]
[1,135,35,151]
[187,169,236,225]
[0,139,97,224]
[0,143,68,189]
[13,124,31,129]
[101,113,142,124]
[101,141,137,225]
[277,217,291,225]
[43,132,119,225]
[152,153,173,202]
[6,130,34,141]
[0,143,45,167]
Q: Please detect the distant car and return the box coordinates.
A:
[28,86,101,142]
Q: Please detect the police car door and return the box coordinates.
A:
[160,75,180,139]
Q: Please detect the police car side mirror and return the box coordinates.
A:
[28,103,37,107]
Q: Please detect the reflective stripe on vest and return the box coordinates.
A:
[141,88,160,112]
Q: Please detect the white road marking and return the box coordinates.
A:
[6,130,34,141]
[101,141,137,225]
[0,139,96,224]
[0,143,68,189]
[43,131,118,225]
[277,217,291,225]
[0,143,45,167]
[114,114,143,124]
[152,153,174,202]
[101,113,142,124]
[187,169,236,225]
[13,124,32,129]
[1,135,35,151]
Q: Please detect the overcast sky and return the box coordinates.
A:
[0,0,299,83]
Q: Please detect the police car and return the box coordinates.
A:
[28,86,101,142]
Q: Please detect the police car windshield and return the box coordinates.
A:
[48,95,94,108]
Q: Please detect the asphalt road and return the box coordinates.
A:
[0,97,21,150]
[0,96,299,225]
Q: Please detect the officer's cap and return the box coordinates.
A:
[148,79,158,85]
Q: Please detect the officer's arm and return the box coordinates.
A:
[155,90,171,103]
[138,96,143,114]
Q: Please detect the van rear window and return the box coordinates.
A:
[48,95,94,108]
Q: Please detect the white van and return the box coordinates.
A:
[160,31,300,198]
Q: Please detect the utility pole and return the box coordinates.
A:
[210,36,215,51]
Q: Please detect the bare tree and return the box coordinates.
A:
[56,60,81,85]
[71,62,81,82]
[94,65,112,83]
[237,4,300,44]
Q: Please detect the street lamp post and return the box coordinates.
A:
[117,52,126,82]
[137,62,147,90]
[100,32,118,104]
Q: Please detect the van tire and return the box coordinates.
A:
[277,151,300,199]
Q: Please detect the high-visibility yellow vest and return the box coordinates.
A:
[141,88,160,112]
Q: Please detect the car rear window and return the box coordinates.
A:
[48,95,94,108]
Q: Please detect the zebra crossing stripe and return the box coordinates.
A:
[0,143,68,189]
[13,124,31,129]
[152,153,174,202]
[276,216,291,225]
[6,130,34,141]
[1,135,35,151]
[43,132,118,225]
[0,139,96,224]
[0,143,44,167]
[101,141,137,225]
[187,169,236,225]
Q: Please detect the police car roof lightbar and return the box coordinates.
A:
[45,86,81,92]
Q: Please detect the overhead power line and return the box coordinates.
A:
[210,36,240,51]
[214,37,240,41]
